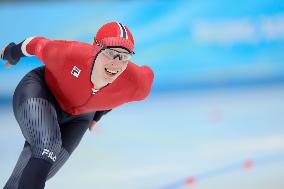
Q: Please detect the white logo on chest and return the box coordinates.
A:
[71,66,81,78]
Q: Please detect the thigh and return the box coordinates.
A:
[13,66,58,117]
[16,97,62,163]
[13,66,62,162]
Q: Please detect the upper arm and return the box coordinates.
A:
[23,36,49,60]
[22,37,72,68]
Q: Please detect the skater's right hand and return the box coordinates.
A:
[1,42,21,68]
[1,47,12,68]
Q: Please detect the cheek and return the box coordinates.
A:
[121,62,128,69]
[123,63,128,71]
[97,53,110,64]
[93,59,106,77]
[93,61,103,73]
[115,64,127,77]
[101,54,111,62]
[95,55,110,68]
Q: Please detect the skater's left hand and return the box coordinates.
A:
[89,121,97,133]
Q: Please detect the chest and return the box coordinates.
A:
[81,79,136,111]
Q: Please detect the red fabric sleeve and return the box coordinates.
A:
[25,37,71,68]
[133,65,154,100]
[25,37,49,61]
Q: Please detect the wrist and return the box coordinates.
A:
[2,42,24,65]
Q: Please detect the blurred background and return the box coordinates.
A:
[1,0,284,188]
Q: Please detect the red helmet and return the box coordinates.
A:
[94,22,134,53]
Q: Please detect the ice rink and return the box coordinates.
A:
[1,85,284,189]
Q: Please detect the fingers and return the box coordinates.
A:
[1,47,12,68]
[1,47,12,69]
[5,61,12,68]
[89,125,96,133]
[1,47,5,59]
[88,121,97,133]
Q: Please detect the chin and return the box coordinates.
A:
[104,77,114,82]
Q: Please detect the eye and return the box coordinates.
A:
[122,54,131,61]
[120,54,127,60]
[107,50,115,56]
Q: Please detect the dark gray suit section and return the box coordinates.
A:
[3,146,31,189]
[16,97,62,163]
[4,66,97,189]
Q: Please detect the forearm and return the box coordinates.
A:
[1,41,25,65]
[1,37,48,65]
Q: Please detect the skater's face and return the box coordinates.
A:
[91,48,131,89]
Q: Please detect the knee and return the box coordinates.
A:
[31,138,62,163]
[29,129,62,163]
[47,147,70,180]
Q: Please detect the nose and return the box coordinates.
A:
[113,55,121,60]
[110,60,123,67]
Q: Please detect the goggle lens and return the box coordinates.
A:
[102,49,132,61]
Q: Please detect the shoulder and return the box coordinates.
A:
[123,61,154,100]
[63,41,95,62]
[44,40,93,52]
[61,40,94,54]
[125,61,154,77]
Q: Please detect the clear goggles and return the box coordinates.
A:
[101,48,133,61]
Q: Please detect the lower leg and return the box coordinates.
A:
[17,157,52,189]
[47,147,70,180]
[4,144,31,189]
[4,145,70,189]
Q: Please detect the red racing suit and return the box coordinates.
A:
[23,37,154,115]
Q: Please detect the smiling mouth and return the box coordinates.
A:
[105,68,119,76]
